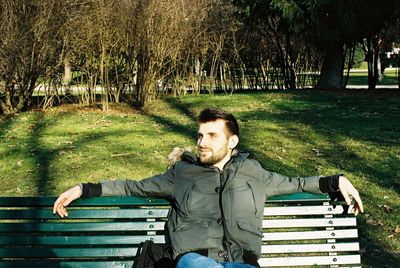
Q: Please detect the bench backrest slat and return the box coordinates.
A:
[263,229,359,241]
[0,247,139,258]
[264,205,345,216]
[0,235,167,245]
[262,217,356,228]
[0,208,169,219]
[259,255,361,267]
[0,221,166,232]
[0,261,135,268]
[0,197,169,207]
[262,242,360,254]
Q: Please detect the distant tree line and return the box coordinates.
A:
[0,0,399,114]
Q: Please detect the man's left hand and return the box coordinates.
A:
[338,176,364,215]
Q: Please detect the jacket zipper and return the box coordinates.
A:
[218,170,230,261]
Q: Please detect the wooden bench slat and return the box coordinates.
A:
[261,242,360,253]
[0,193,329,207]
[0,197,169,207]
[263,229,359,241]
[263,218,357,228]
[259,255,361,266]
[0,222,166,232]
[0,208,169,219]
[264,205,345,216]
[0,247,138,258]
[267,193,330,202]
[0,261,134,268]
[0,235,166,245]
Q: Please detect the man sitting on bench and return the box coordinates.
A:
[54,108,363,268]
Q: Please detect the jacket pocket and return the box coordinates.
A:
[174,181,194,216]
[237,221,263,238]
[246,179,265,217]
[174,219,212,232]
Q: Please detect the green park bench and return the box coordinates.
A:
[0,193,361,267]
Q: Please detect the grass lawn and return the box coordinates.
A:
[347,68,399,86]
[1,90,399,266]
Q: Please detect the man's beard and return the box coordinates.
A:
[198,143,229,166]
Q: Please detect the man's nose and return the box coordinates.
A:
[198,136,208,147]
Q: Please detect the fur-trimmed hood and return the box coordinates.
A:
[167,147,197,167]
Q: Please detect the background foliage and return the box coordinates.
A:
[0,0,399,114]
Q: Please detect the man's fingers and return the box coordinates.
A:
[62,197,74,208]
[53,196,70,218]
[56,203,68,218]
[352,202,363,216]
[53,185,82,217]
[53,196,66,214]
[342,191,352,206]
[338,176,364,215]
[352,193,364,213]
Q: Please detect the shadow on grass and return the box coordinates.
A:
[141,98,198,142]
[26,111,136,196]
[358,221,400,267]
[238,92,400,194]
[0,116,14,139]
[235,91,400,266]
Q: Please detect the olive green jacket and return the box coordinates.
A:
[100,151,323,262]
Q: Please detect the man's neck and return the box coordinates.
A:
[213,150,233,171]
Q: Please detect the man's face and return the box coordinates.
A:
[197,119,231,166]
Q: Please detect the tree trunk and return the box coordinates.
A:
[316,44,344,90]
[63,58,72,85]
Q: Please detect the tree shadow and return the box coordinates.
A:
[141,98,198,142]
[233,91,400,266]
[0,116,15,139]
[237,92,400,195]
[25,111,135,196]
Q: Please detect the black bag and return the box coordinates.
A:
[134,240,175,268]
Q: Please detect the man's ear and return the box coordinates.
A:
[229,135,239,149]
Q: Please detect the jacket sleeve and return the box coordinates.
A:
[100,168,175,199]
[261,167,323,197]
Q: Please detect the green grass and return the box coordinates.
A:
[1,90,399,266]
[347,69,399,86]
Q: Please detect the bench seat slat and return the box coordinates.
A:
[263,218,356,228]
[0,261,134,268]
[258,255,361,266]
[261,242,360,253]
[0,209,169,219]
[0,248,138,258]
[0,235,166,245]
[264,205,345,216]
[0,222,166,232]
[263,229,358,241]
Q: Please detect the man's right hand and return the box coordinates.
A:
[53,185,82,218]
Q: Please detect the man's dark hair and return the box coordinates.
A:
[197,108,239,137]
